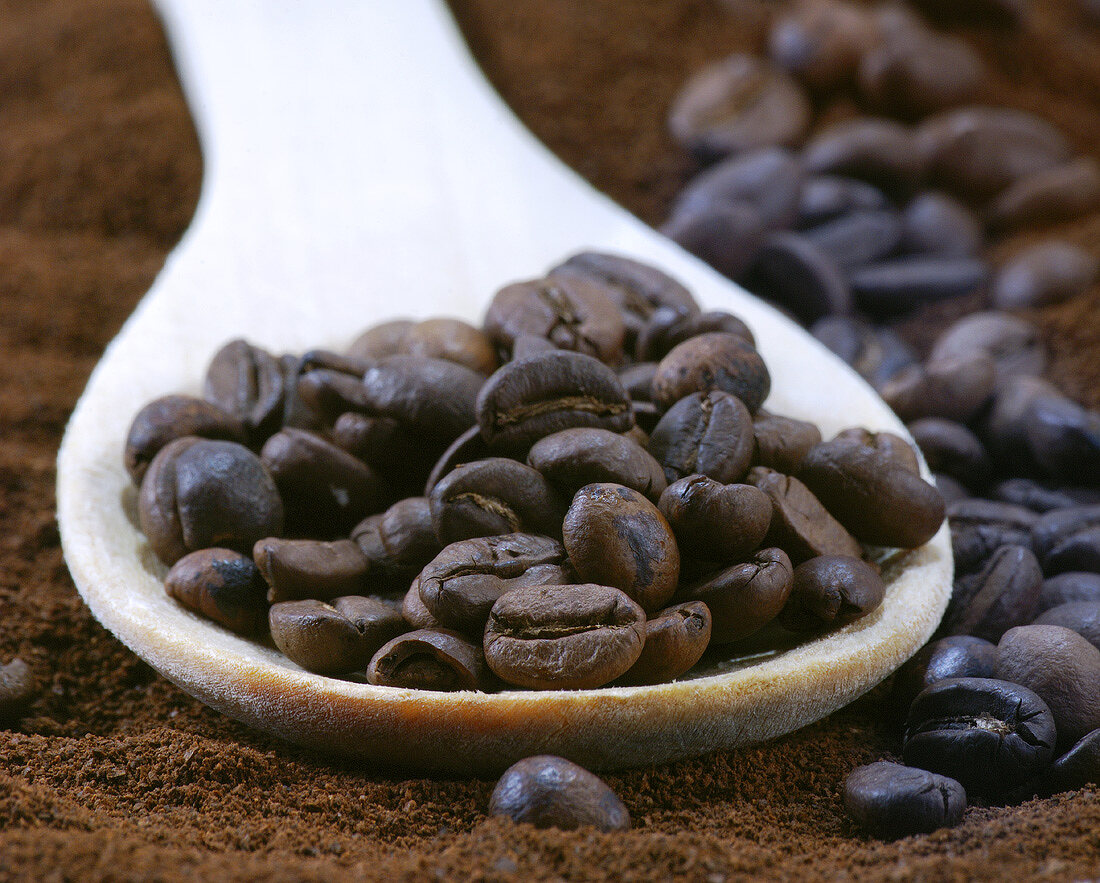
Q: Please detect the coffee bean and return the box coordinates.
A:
[617,601,713,686]
[995,480,1100,515]
[992,241,1099,309]
[1032,506,1100,574]
[253,537,372,603]
[269,596,406,676]
[401,318,500,376]
[947,498,1037,574]
[752,410,823,474]
[908,419,990,489]
[743,232,852,324]
[798,439,945,548]
[351,496,442,587]
[331,412,417,474]
[475,351,633,453]
[648,391,756,485]
[904,677,1056,801]
[941,544,1042,642]
[810,315,917,387]
[203,338,287,443]
[987,158,1100,233]
[667,53,812,161]
[417,533,568,635]
[844,761,966,839]
[139,437,284,566]
[1041,728,1100,796]
[618,363,658,403]
[803,208,903,271]
[0,659,37,725]
[892,635,999,711]
[367,628,489,691]
[998,624,1100,747]
[1035,602,1100,651]
[359,355,485,442]
[802,118,925,197]
[778,554,885,632]
[124,395,246,485]
[635,309,756,364]
[858,34,983,119]
[484,583,646,689]
[165,547,269,635]
[294,367,376,427]
[831,428,920,475]
[563,484,680,613]
[346,319,416,360]
[748,466,863,564]
[423,425,492,495]
[879,354,995,423]
[768,0,877,91]
[511,335,559,359]
[934,474,970,505]
[402,578,442,631]
[661,201,767,282]
[850,256,989,317]
[651,332,770,413]
[489,756,630,832]
[659,475,771,562]
[983,375,1063,472]
[428,458,564,546]
[1024,394,1100,484]
[899,192,983,258]
[929,311,1046,387]
[1039,572,1100,612]
[796,175,891,228]
[689,547,794,643]
[528,428,667,501]
[908,0,1025,27]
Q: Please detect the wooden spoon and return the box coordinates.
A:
[55,0,951,775]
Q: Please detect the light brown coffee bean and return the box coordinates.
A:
[368,628,489,691]
[651,332,770,413]
[689,547,794,643]
[528,428,667,501]
[832,428,920,475]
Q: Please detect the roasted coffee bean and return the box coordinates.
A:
[402,579,442,630]
[904,677,1056,801]
[1039,572,1100,611]
[428,458,564,546]
[294,367,376,426]
[934,474,970,505]
[253,537,372,603]
[528,428,667,501]
[484,584,646,690]
[483,275,626,364]
[139,437,284,566]
[802,118,924,197]
[983,375,1063,472]
[1032,506,1100,574]
[667,53,811,160]
[743,232,852,324]
[798,439,945,548]
[899,192,983,258]
[351,496,442,586]
[511,335,558,359]
[0,659,37,725]
[929,311,1046,387]
[651,332,770,413]
[617,601,712,686]
[367,628,488,691]
[269,596,406,676]
[796,175,890,228]
[768,0,877,91]
[998,624,1100,747]
[648,391,756,485]
[947,498,1037,574]
[203,338,287,443]
[635,309,756,364]
[1035,602,1100,651]
[661,201,767,282]
[831,428,920,475]
[879,354,995,423]
[941,544,1042,642]
[659,475,771,562]
[331,412,415,470]
[851,256,989,317]
[992,241,1099,309]
[165,547,269,635]
[803,209,903,272]
[348,318,497,375]
[671,147,805,230]
[810,314,917,387]
[752,410,823,474]
[858,34,982,119]
[124,395,246,484]
[1023,393,1100,483]
[892,635,999,711]
[475,350,633,453]
[618,362,658,401]
[423,424,492,495]
[359,355,484,442]
[748,466,863,564]
[489,756,631,832]
[908,419,990,489]
[844,761,967,839]
[346,319,416,359]
[778,554,885,632]
[261,428,380,537]
[417,533,568,635]
[563,484,679,613]
[689,547,793,643]
[1041,728,1100,796]
[996,479,1100,514]
[987,158,1100,233]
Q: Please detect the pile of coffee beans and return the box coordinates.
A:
[124,250,945,693]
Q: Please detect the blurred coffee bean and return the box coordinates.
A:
[359,355,484,442]
[651,332,770,413]
[850,256,989,317]
[648,391,756,485]
[528,428,667,501]
[659,475,771,562]
[899,192,983,258]
[908,419,990,489]
[1035,602,1100,651]
[802,209,903,271]
[987,158,1100,233]
[779,555,885,632]
[662,201,767,282]
[859,34,982,119]
[618,362,658,401]
[947,498,1037,574]
[831,428,920,475]
[125,395,246,485]
[511,335,558,359]
[768,0,877,91]
[995,479,1100,514]
[1024,394,1100,484]
[0,659,37,725]
[934,474,970,504]
[204,338,287,443]
[753,410,823,473]
[1032,506,1100,574]
[992,241,1099,310]
[636,309,756,364]
[908,0,1025,27]
[667,53,812,161]
[941,544,1042,642]
[346,319,415,359]
[269,596,406,676]
[983,375,1063,472]
[690,547,794,643]
[810,314,917,387]
[892,635,998,711]
[929,312,1045,387]
[253,537,371,603]
[367,628,489,691]
[743,232,852,325]
[352,496,442,586]
[165,547,269,635]
[802,118,924,197]
[401,319,499,376]
[879,354,995,423]
[617,601,712,686]
[489,756,631,832]
[331,413,417,474]
[796,175,890,228]
[844,761,966,839]
[1039,572,1100,611]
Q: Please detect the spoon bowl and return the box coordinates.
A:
[56,0,950,774]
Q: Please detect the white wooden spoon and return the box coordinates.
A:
[55,0,951,774]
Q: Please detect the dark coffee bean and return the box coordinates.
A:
[261,428,381,537]
[851,256,989,317]
[346,319,416,360]
[475,351,633,453]
[810,314,917,387]
[1032,506,1100,574]
[484,583,646,690]
[428,458,564,546]
[796,175,890,228]
[617,601,713,686]
[632,401,661,436]
[635,309,756,364]
[892,635,998,711]
[934,474,970,504]
[743,232,852,325]
[1024,394,1100,483]
[417,533,568,635]
[528,428,667,501]
[253,537,372,603]
[667,53,811,161]
[139,437,283,566]
[908,419,990,489]
[752,410,823,474]
[858,34,982,119]
[798,439,945,548]
[900,192,983,258]
[748,466,863,564]
[1039,572,1100,612]
[204,338,287,443]
[294,367,375,426]
[618,362,658,401]
[941,544,1042,642]
[1042,728,1100,795]
[907,0,1025,27]
[689,547,793,643]
[983,375,1063,472]
[359,355,484,442]
[661,201,767,282]
[844,761,966,839]
[331,413,415,471]
[998,624,1100,747]
[402,578,442,630]
[269,596,406,676]
[1035,602,1100,652]
[659,475,771,563]
[947,498,1037,575]
[904,677,1056,801]
[802,118,925,197]
[367,628,489,691]
[489,756,630,832]
[423,425,492,496]
[987,158,1100,234]
[831,427,920,475]
[512,335,559,359]
[802,208,903,271]
[124,395,246,485]
[165,547,269,635]
[992,241,1098,310]
[350,318,498,375]
[879,354,995,423]
[929,311,1046,387]
[648,391,756,485]
[351,497,442,587]
[995,479,1100,514]
[651,332,770,413]
[768,0,878,91]
[779,555,885,632]
[563,483,679,613]
[0,659,37,725]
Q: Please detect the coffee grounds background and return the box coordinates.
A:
[1,0,1099,879]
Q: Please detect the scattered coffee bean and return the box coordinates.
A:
[993,479,1100,514]
[270,596,406,676]
[528,428,667,501]
[929,311,1046,387]
[1032,505,1100,574]
[879,354,995,423]
[124,395,246,485]
[844,761,966,839]
[779,554,885,632]
[662,202,768,283]
[618,601,712,686]
[768,0,876,91]
[1035,602,1100,651]
[933,474,970,504]
[1023,393,1100,483]
[802,117,924,197]
[987,157,1100,233]
[907,418,990,490]
[941,544,1042,642]
[946,498,1037,574]
[992,241,1099,310]
[850,256,989,317]
[165,547,269,635]
[983,374,1064,472]
[651,332,770,413]
[743,231,853,324]
[899,192,983,258]
[858,33,982,120]
[0,659,37,725]
[253,537,371,603]
[892,635,998,711]
[489,755,630,832]
[1039,572,1100,611]
[648,391,756,485]
[689,547,794,643]
[802,208,903,271]
[368,628,489,691]
[810,314,917,387]
[796,175,891,228]
[749,466,863,563]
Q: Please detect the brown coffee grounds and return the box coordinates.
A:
[2,0,1100,880]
